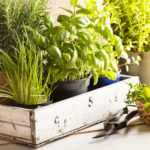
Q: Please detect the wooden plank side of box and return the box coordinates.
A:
[33,76,139,146]
[0,105,32,144]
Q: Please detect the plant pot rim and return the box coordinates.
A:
[100,72,120,78]
[57,74,92,84]
[52,74,92,102]
[14,100,53,109]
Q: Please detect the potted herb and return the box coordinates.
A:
[75,0,127,86]
[34,0,127,101]
[104,0,150,84]
[0,39,52,109]
[126,83,150,125]
[0,0,48,55]
[0,0,49,93]
[97,72,121,86]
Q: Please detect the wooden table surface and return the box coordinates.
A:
[0,116,149,150]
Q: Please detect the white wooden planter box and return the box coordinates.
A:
[0,75,139,148]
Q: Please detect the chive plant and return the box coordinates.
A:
[0,39,52,105]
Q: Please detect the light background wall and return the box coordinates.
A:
[46,0,84,23]
[25,0,85,24]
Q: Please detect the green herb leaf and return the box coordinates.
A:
[44,13,54,29]
[99,49,110,70]
[59,7,73,14]
[57,15,70,23]
[143,87,150,102]
[105,71,117,80]
[92,70,98,85]
[34,31,46,46]
[56,28,70,41]
[143,102,150,112]
[47,45,62,58]
[62,53,71,62]
[114,36,124,58]
[70,0,78,6]
[73,16,91,28]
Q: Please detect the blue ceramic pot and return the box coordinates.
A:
[99,72,121,86]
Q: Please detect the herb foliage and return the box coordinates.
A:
[34,0,127,85]
[104,0,150,52]
[0,38,52,105]
[0,0,48,55]
[126,83,150,111]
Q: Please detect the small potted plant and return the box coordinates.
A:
[104,0,150,84]
[0,0,48,55]
[76,0,127,86]
[33,0,127,101]
[0,0,48,63]
[0,38,53,109]
[126,83,150,125]
[0,0,49,101]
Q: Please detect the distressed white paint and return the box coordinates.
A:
[0,75,139,147]
[34,75,139,145]
[0,105,32,143]
[0,105,30,126]
[0,122,31,140]
[0,119,149,150]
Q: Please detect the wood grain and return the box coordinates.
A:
[0,76,139,147]
[33,76,139,145]
[0,105,31,126]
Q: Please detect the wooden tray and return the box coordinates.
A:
[0,75,139,148]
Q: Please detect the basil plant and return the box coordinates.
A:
[33,0,127,85]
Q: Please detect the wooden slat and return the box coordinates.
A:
[0,105,32,143]
[0,122,31,140]
[0,105,31,126]
[33,76,139,145]
[0,75,139,147]
[0,134,32,145]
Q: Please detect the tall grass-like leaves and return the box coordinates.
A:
[0,40,52,105]
[0,0,48,55]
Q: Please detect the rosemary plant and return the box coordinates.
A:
[0,39,52,105]
[0,0,48,55]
